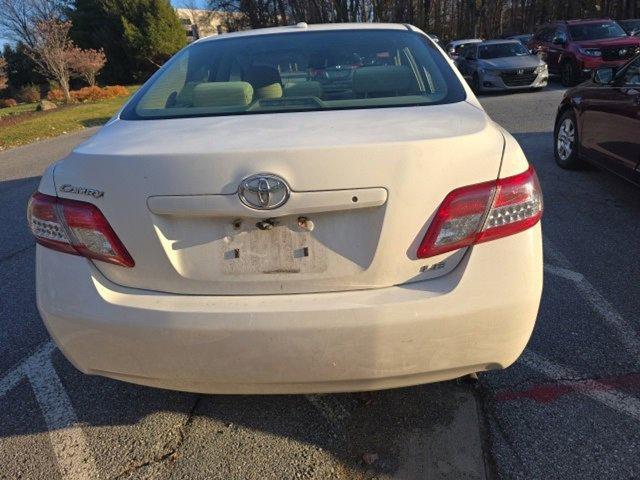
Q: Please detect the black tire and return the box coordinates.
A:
[560,61,578,87]
[554,109,582,169]
[472,73,481,94]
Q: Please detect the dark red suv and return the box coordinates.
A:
[529,19,640,86]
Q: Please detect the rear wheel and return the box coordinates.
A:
[554,110,582,169]
[560,61,577,87]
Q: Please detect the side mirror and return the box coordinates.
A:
[552,36,566,45]
[593,67,615,85]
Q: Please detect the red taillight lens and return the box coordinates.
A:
[27,192,134,267]
[417,166,543,259]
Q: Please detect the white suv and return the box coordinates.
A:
[29,23,543,394]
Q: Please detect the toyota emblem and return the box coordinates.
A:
[238,174,290,210]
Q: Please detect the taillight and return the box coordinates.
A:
[27,192,134,267]
[417,166,542,259]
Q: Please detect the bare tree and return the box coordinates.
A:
[27,19,76,102]
[69,47,106,86]
[0,57,8,91]
[0,0,69,48]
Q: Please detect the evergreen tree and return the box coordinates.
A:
[70,0,185,83]
[2,42,47,93]
[121,0,187,69]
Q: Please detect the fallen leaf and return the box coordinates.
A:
[362,452,378,465]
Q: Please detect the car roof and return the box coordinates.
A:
[479,39,521,45]
[196,22,411,43]
[563,18,617,25]
[448,39,482,46]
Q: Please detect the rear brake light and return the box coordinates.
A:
[417,166,542,259]
[27,192,134,267]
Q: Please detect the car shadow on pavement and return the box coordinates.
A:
[0,344,486,479]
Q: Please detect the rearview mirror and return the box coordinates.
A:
[593,67,614,85]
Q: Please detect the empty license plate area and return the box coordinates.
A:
[221,216,328,275]
[150,204,384,291]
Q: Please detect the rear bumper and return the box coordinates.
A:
[37,225,543,394]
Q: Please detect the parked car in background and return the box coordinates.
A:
[445,38,482,61]
[507,34,534,46]
[529,19,640,86]
[619,19,640,36]
[554,54,640,184]
[29,23,543,394]
[457,39,548,93]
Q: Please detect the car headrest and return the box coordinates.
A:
[284,81,323,98]
[245,65,282,88]
[352,66,415,96]
[191,82,254,108]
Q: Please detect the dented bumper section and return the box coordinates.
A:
[37,224,542,394]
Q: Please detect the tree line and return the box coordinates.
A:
[2,0,640,97]
[212,0,640,40]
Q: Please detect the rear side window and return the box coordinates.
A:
[121,29,466,120]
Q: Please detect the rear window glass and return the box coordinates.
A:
[121,29,466,120]
[478,42,530,59]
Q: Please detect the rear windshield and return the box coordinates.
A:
[568,22,627,41]
[478,42,530,59]
[121,29,466,120]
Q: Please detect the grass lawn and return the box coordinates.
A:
[0,102,38,118]
[0,86,139,151]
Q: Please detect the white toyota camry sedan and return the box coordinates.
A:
[29,23,543,394]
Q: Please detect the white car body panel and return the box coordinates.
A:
[36,23,542,393]
[37,223,542,394]
[54,102,504,295]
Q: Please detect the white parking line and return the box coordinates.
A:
[521,349,640,422]
[544,239,640,359]
[0,341,100,479]
[0,341,55,396]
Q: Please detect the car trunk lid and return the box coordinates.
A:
[54,102,505,295]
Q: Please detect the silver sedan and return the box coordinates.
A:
[457,40,548,93]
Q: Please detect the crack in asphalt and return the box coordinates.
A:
[0,242,35,263]
[111,395,203,479]
[474,379,529,478]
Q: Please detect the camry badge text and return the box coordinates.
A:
[59,184,105,199]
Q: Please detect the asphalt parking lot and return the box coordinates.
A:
[1,80,640,479]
